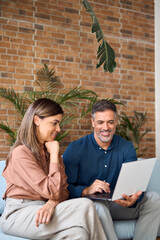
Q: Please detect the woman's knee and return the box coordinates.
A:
[71,197,95,210]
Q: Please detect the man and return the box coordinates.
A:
[63,100,160,240]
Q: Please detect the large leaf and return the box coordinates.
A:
[36,64,60,93]
[82,0,116,73]
[116,111,150,157]
[54,87,97,109]
[0,87,26,116]
[0,122,17,144]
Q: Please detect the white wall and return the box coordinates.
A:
[155,0,160,158]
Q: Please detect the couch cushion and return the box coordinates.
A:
[114,219,160,239]
[0,227,31,240]
[0,161,6,215]
[114,220,136,239]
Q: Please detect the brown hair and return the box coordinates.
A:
[92,99,117,119]
[7,98,63,164]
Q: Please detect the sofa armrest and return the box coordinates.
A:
[147,160,160,193]
[0,161,6,215]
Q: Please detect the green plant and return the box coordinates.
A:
[0,64,98,144]
[82,0,116,73]
[0,64,123,144]
[116,111,150,157]
[0,1,118,145]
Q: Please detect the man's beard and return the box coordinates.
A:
[97,130,113,143]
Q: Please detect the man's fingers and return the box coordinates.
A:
[136,191,142,197]
[93,180,110,193]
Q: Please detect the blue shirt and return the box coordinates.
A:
[63,133,137,199]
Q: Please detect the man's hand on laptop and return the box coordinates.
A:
[114,191,142,207]
[82,179,110,196]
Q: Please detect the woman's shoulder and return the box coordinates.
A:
[12,145,33,156]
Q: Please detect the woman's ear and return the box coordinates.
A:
[33,115,40,126]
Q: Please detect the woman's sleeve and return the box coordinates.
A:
[59,156,69,201]
[11,146,67,201]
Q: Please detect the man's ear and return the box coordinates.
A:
[91,117,94,128]
[33,115,40,126]
[115,115,118,126]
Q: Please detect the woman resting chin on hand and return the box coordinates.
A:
[1,98,107,240]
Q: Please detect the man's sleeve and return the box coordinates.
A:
[123,140,137,163]
[63,143,87,198]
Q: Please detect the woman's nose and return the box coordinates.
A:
[56,124,61,132]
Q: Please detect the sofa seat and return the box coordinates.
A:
[0,159,160,240]
[0,227,30,240]
[114,219,160,239]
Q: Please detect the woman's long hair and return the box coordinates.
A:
[7,98,63,164]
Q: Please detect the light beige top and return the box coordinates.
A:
[3,145,69,202]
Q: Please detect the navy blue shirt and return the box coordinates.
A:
[63,133,137,199]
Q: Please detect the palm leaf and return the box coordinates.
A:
[82,0,116,73]
[23,90,56,104]
[55,87,97,108]
[0,122,17,144]
[56,129,71,142]
[36,64,60,93]
[116,111,150,157]
[60,113,77,126]
[0,87,26,117]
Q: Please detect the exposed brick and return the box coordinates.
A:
[34,24,44,30]
[120,29,132,35]
[35,13,50,20]
[19,9,26,15]
[65,8,79,14]
[24,86,33,91]
[120,0,132,5]
[0,0,156,160]
[19,27,35,34]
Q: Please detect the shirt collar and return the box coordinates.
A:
[91,132,114,151]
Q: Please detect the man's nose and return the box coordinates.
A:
[103,122,109,130]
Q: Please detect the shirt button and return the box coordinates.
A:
[105,165,107,167]
[105,151,107,154]
[99,147,101,150]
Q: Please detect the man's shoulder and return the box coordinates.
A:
[114,135,133,147]
[69,133,92,147]
[63,134,92,159]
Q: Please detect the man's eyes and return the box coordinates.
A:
[97,121,114,124]
[97,121,104,124]
[108,121,114,124]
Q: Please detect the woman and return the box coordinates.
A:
[1,98,107,240]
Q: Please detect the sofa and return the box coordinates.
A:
[0,159,160,240]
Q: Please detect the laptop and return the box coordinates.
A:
[85,158,157,201]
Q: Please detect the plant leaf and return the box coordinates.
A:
[0,87,26,117]
[36,64,61,93]
[82,0,116,73]
[0,122,17,144]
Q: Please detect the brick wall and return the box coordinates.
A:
[0,0,155,160]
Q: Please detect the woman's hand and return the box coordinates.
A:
[35,200,59,227]
[45,141,60,163]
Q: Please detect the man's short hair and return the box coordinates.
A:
[92,99,117,119]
